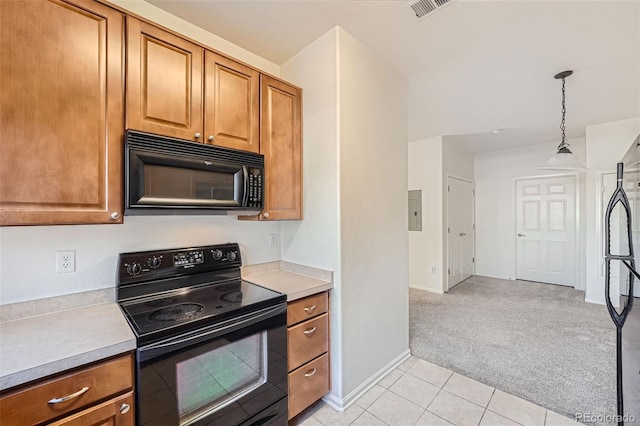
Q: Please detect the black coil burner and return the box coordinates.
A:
[148,303,205,322]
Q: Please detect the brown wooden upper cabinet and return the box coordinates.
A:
[204,52,260,153]
[0,0,124,226]
[259,76,303,221]
[127,20,260,153]
[126,18,204,141]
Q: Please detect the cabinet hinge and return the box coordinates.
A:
[448,268,451,274]
[472,189,475,196]
[472,224,475,230]
[448,185,450,192]
[448,227,450,233]
[472,257,475,263]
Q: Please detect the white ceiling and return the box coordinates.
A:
[146,0,640,152]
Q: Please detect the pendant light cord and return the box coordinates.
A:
[559,77,569,151]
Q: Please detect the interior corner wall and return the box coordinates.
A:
[474,138,586,284]
[279,28,343,398]
[585,117,640,304]
[105,0,280,75]
[337,27,409,398]
[408,137,444,293]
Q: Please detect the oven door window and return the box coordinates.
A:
[140,332,268,426]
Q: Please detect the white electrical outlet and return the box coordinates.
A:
[269,234,278,249]
[431,266,436,274]
[56,250,76,273]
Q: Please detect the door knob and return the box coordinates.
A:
[517,233,526,237]
[459,232,466,236]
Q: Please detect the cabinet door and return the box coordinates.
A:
[49,392,134,426]
[260,76,302,220]
[0,0,124,225]
[126,18,203,142]
[204,52,259,153]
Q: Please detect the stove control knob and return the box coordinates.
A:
[126,262,142,276]
[147,256,161,269]
[212,249,223,261]
[226,251,237,261]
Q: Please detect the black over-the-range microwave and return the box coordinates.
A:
[125,130,264,215]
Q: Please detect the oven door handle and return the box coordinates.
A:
[138,303,286,361]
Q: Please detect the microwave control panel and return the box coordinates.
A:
[248,168,263,208]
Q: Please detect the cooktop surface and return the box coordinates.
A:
[120,280,285,339]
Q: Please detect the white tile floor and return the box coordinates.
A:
[290,356,581,426]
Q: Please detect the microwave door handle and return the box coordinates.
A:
[242,165,249,207]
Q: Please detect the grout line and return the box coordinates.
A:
[363,409,391,426]
[478,407,488,425]
[385,386,432,410]
[356,384,386,410]
[485,409,526,426]
[544,409,548,425]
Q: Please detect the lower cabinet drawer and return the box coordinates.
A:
[49,391,134,426]
[0,353,133,425]
[288,353,329,420]
[287,313,328,371]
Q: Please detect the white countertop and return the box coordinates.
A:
[0,302,136,391]
[243,261,333,301]
[0,261,332,391]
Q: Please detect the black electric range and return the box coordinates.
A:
[116,243,288,426]
[117,243,285,346]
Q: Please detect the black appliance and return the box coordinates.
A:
[604,133,640,425]
[117,243,287,426]
[125,130,264,216]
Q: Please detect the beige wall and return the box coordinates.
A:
[279,26,410,408]
[408,137,444,292]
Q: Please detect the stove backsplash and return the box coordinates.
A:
[0,216,281,306]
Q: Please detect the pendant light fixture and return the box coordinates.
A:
[539,70,587,170]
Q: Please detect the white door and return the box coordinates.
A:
[447,177,474,290]
[516,176,576,286]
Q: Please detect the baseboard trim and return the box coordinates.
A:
[585,296,605,306]
[409,284,444,294]
[322,348,411,412]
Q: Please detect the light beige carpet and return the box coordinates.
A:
[409,276,616,425]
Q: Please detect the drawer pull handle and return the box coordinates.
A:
[120,403,131,414]
[304,327,317,335]
[304,368,317,377]
[48,387,89,404]
[303,305,316,313]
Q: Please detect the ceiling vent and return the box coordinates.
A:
[406,0,454,21]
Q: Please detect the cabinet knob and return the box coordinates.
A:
[208,135,215,142]
[263,212,269,218]
[194,133,201,139]
[120,403,131,414]
[110,212,120,220]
